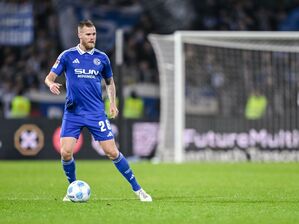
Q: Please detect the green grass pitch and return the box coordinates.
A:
[0,161,299,224]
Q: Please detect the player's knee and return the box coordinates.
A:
[100,140,119,160]
[106,149,119,160]
[61,148,73,160]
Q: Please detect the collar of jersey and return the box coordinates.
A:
[76,44,95,55]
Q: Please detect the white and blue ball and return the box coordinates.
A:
[67,180,91,202]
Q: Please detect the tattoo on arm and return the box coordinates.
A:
[106,78,116,104]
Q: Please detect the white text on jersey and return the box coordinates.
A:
[74,69,99,76]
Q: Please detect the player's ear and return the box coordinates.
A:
[77,27,82,39]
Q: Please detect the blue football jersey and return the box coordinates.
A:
[51,45,112,115]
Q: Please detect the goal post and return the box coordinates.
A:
[149,31,299,163]
[174,32,185,163]
[149,33,186,163]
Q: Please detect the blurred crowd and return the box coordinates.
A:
[0,0,299,118]
[192,0,292,31]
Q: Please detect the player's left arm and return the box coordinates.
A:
[105,77,119,118]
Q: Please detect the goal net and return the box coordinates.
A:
[149,31,299,163]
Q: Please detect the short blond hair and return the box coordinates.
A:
[78,19,94,29]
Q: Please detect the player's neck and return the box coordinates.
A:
[78,44,93,52]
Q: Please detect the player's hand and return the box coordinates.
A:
[109,103,119,119]
[49,83,62,95]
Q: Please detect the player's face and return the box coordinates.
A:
[78,26,96,50]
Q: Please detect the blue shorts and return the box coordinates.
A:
[60,113,114,141]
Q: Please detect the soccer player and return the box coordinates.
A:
[45,19,152,202]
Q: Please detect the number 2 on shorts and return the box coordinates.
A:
[98,119,112,132]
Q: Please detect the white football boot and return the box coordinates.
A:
[62,194,71,202]
[134,189,152,202]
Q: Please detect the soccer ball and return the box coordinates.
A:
[67,180,91,202]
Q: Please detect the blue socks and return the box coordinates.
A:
[113,152,141,191]
[62,158,76,183]
[62,154,140,191]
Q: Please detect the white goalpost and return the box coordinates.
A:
[149,31,299,163]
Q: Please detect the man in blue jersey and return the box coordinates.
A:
[45,19,152,202]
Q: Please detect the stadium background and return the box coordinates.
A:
[1,0,299,160]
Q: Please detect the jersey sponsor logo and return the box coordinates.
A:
[52,60,59,69]
[74,69,99,76]
[93,58,101,65]
[72,58,80,64]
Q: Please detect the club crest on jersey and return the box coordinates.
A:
[93,58,101,66]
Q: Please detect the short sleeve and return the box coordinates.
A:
[102,54,113,79]
[51,52,66,76]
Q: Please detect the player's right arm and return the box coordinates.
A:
[45,53,66,95]
[45,72,62,95]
